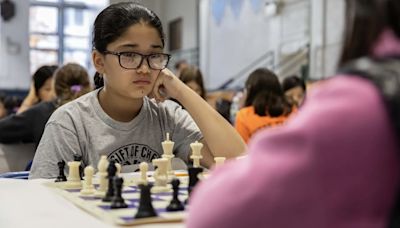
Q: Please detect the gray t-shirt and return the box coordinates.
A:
[29,89,202,179]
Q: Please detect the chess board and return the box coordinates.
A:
[44,174,189,226]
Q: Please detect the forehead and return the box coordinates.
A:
[108,23,163,51]
[285,86,304,95]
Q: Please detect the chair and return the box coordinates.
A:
[0,143,36,173]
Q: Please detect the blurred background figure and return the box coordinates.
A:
[179,66,206,99]
[17,65,58,114]
[174,59,189,78]
[0,93,7,119]
[235,68,293,143]
[0,63,91,148]
[282,75,306,108]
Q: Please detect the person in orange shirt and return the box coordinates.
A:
[235,68,292,143]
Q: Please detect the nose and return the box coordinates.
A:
[136,57,151,74]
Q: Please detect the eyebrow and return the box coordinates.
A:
[117,44,163,49]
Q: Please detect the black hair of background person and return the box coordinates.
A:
[92,2,165,89]
[336,0,400,227]
[32,65,58,98]
[244,68,290,117]
[282,75,306,92]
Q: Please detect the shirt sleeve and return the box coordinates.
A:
[29,121,81,179]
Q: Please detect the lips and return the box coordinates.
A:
[132,80,151,85]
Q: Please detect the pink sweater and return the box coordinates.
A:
[186,30,400,228]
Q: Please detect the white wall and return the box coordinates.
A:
[0,0,30,90]
[200,0,310,89]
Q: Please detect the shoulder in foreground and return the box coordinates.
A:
[48,89,98,122]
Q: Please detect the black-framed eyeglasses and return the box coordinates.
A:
[103,50,171,70]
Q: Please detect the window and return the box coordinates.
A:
[29,0,108,74]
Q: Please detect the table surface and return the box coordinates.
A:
[0,178,185,228]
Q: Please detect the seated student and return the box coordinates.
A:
[186,0,400,227]
[0,93,7,119]
[17,65,58,114]
[174,59,189,78]
[0,63,91,147]
[29,2,245,179]
[235,68,292,143]
[179,66,206,99]
[282,75,306,108]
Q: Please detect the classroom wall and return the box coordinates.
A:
[0,0,30,90]
[200,0,311,89]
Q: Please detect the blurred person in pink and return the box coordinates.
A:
[186,0,400,227]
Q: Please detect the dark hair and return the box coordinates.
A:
[339,0,400,66]
[282,75,306,92]
[32,65,58,99]
[54,63,92,106]
[244,68,289,117]
[179,66,206,99]
[92,2,165,89]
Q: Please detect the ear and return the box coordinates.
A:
[92,50,105,74]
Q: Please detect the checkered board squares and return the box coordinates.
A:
[45,180,188,225]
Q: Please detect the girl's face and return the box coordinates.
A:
[38,78,55,101]
[95,23,164,100]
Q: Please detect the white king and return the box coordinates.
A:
[190,140,203,168]
[162,132,175,176]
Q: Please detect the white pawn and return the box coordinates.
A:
[190,141,203,168]
[115,163,121,176]
[214,157,226,167]
[95,156,108,197]
[138,162,148,185]
[80,166,95,195]
[65,160,82,189]
[152,158,170,193]
[162,133,175,177]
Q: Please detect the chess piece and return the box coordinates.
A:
[65,160,82,189]
[161,133,175,176]
[138,162,148,185]
[166,179,185,211]
[95,155,108,197]
[134,183,157,219]
[152,158,170,193]
[185,166,203,204]
[214,157,226,167]
[73,154,84,180]
[80,166,95,195]
[55,160,67,182]
[190,141,203,168]
[110,176,128,209]
[103,160,117,202]
[115,163,121,176]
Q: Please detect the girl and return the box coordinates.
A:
[17,65,58,114]
[235,68,292,143]
[187,0,400,227]
[29,3,245,178]
[0,63,91,148]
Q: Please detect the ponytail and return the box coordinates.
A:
[253,91,290,117]
[94,72,104,89]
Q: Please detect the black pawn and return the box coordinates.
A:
[103,160,117,202]
[185,166,203,204]
[134,183,157,219]
[55,160,67,182]
[111,176,128,209]
[73,154,84,180]
[166,179,185,211]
